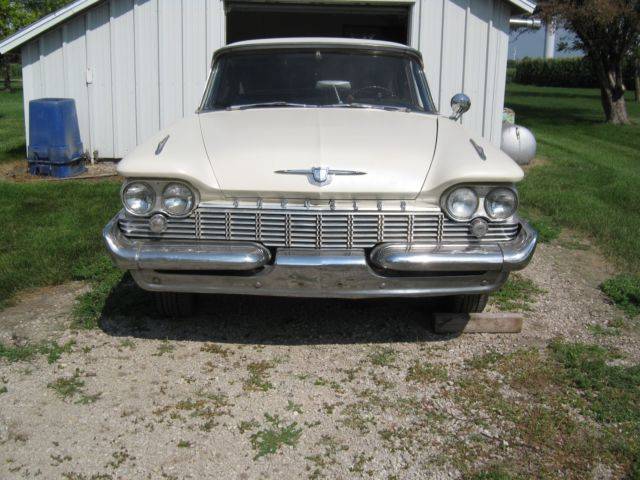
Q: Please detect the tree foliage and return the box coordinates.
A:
[537,0,640,123]
[0,1,69,91]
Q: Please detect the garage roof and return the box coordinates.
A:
[0,0,536,55]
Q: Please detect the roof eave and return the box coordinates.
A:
[509,0,536,14]
[0,0,102,55]
[1,0,536,55]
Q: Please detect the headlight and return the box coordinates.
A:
[122,182,155,215]
[485,188,518,220]
[445,187,479,221]
[161,183,195,216]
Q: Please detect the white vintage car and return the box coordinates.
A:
[103,37,537,317]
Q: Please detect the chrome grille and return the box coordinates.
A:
[119,207,519,249]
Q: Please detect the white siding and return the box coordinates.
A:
[415,0,511,145]
[86,2,114,158]
[63,15,91,154]
[158,0,183,129]
[134,0,160,144]
[19,0,511,156]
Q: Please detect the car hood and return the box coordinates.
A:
[198,108,438,199]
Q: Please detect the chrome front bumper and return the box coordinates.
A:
[103,216,537,299]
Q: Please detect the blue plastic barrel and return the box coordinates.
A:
[28,98,84,163]
[28,98,86,177]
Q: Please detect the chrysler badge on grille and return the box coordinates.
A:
[274,167,366,186]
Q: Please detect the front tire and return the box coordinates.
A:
[153,292,196,317]
[445,294,488,313]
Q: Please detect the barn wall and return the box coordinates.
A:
[21,0,226,159]
[20,0,511,157]
[414,0,511,145]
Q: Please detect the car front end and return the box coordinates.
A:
[103,38,537,314]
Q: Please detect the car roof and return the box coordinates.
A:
[213,37,422,63]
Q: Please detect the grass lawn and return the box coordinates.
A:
[0,88,26,163]
[505,84,640,274]
[0,88,121,311]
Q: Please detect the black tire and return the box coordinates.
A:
[445,294,488,313]
[153,292,196,317]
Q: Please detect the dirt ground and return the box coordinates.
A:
[0,233,637,479]
[0,159,118,182]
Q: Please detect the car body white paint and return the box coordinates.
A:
[118,38,524,205]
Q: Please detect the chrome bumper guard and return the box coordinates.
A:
[103,215,537,299]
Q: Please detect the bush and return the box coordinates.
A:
[512,57,636,90]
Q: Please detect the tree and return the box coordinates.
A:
[537,0,640,124]
[0,0,69,91]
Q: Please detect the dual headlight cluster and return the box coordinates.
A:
[443,186,518,222]
[122,181,196,217]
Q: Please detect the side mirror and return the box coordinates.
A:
[450,93,471,121]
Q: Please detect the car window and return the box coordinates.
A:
[201,49,435,113]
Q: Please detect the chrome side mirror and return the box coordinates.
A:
[450,93,471,121]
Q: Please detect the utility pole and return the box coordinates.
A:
[544,21,556,59]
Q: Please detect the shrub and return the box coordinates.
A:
[512,57,636,90]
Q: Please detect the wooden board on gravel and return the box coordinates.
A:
[434,312,524,334]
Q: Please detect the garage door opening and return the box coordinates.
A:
[226,2,410,45]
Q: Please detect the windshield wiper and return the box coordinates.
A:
[326,103,411,112]
[226,102,316,111]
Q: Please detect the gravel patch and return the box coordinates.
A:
[0,235,637,479]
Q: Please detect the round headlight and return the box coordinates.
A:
[485,188,518,220]
[123,182,155,215]
[162,183,195,216]
[445,187,479,221]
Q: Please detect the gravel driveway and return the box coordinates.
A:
[0,234,637,479]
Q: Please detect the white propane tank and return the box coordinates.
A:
[501,123,537,165]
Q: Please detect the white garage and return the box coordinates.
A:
[0,0,534,159]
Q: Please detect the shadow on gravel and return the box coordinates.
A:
[97,276,452,345]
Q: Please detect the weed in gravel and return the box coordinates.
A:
[305,435,349,478]
[601,274,640,318]
[286,400,303,414]
[250,413,302,460]
[465,350,504,370]
[50,454,72,466]
[0,343,38,362]
[349,452,373,474]
[105,449,132,469]
[152,339,175,357]
[586,323,621,337]
[490,273,544,312]
[0,385,7,395]
[368,347,397,367]
[44,340,76,364]
[238,419,260,434]
[0,340,75,364]
[244,361,275,392]
[48,369,100,404]
[200,343,231,357]
[118,339,136,350]
[177,440,191,448]
[406,361,448,383]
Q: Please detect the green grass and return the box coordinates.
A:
[459,343,640,477]
[0,89,25,163]
[600,274,640,318]
[505,84,640,273]
[491,273,545,312]
[0,181,121,310]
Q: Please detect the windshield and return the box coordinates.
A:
[200,49,435,113]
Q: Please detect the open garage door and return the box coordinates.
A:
[226,2,410,45]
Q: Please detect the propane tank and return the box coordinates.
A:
[501,123,537,165]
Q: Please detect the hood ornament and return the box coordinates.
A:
[275,167,366,186]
